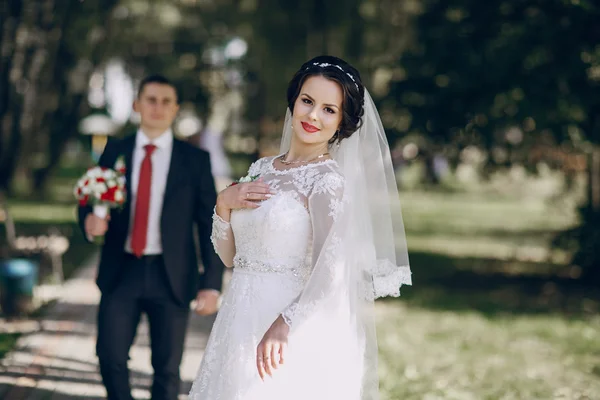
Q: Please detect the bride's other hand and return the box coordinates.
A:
[256,315,289,380]
[216,178,273,215]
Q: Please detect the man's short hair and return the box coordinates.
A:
[137,74,179,103]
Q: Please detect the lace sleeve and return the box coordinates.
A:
[210,209,235,267]
[210,157,271,267]
[281,171,345,327]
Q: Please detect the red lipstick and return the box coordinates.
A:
[301,122,320,133]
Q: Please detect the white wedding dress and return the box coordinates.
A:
[188,156,365,400]
[189,88,414,400]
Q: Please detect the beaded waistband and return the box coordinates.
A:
[233,255,311,281]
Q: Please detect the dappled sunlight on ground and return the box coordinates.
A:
[0,256,214,400]
[406,234,565,263]
[2,188,595,399]
[376,301,600,400]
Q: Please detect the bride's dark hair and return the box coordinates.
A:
[287,55,365,144]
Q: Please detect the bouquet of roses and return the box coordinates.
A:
[74,156,126,243]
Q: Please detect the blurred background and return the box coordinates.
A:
[1,0,600,399]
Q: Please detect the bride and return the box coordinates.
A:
[188,55,412,400]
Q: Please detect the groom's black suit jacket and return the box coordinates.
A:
[77,134,224,306]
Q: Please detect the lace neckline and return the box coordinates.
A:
[268,154,336,174]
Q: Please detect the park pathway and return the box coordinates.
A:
[0,253,217,399]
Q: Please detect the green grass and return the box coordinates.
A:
[0,333,20,360]
[377,303,600,400]
[400,191,576,264]
[6,202,76,223]
[374,191,600,399]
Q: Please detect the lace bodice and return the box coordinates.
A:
[211,155,344,288]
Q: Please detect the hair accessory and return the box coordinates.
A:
[308,62,360,91]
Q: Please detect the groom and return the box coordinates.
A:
[78,75,224,400]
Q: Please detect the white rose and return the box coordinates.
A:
[93,182,107,194]
[107,179,117,188]
[89,167,101,178]
[114,190,124,202]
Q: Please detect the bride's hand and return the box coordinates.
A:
[256,315,289,380]
[216,179,273,213]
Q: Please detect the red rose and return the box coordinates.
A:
[100,186,118,201]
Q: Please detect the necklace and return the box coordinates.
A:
[278,152,330,165]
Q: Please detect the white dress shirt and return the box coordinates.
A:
[125,129,173,255]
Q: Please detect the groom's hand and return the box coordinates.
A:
[85,214,109,237]
[194,290,220,315]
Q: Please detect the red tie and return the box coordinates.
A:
[131,144,156,257]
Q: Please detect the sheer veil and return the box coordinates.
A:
[279,89,412,398]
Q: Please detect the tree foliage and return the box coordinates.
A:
[0,0,119,194]
[390,0,600,153]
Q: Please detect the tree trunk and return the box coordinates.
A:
[588,148,600,212]
[0,1,24,192]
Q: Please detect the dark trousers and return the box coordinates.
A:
[96,254,190,400]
